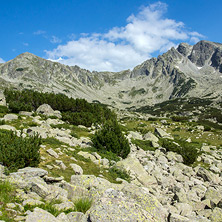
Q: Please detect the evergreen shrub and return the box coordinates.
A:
[92,120,130,159]
[160,138,200,165]
[4,88,116,127]
[0,130,41,172]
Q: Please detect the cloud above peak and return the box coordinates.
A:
[45,2,204,72]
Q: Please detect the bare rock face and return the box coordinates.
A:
[177,43,192,57]
[211,48,222,72]
[188,40,222,68]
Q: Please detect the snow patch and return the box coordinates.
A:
[197,67,202,70]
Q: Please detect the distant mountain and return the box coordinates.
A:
[0,40,222,108]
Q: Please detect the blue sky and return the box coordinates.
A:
[0,0,221,71]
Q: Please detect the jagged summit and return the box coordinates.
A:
[0,40,222,108]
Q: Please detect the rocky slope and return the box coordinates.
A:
[0,101,222,221]
[0,40,222,109]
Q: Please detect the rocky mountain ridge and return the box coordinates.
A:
[0,40,222,108]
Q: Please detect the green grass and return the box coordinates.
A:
[23,200,66,217]
[50,124,91,139]
[131,139,156,151]
[74,197,92,213]
[42,137,67,147]
[0,180,21,222]
[108,167,131,183]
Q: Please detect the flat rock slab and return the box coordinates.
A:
[10,167,48,178]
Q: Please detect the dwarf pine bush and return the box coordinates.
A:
[0,130,41,172]
[92,120,130,159]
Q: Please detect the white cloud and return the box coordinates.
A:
[23,42,29,46]
[50,36,62,44]
[45,2,203,72]
[0,58,5,63]
[33,30,46,35]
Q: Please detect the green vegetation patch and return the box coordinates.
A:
[0,130,41,173]
[159,138,201,165]
[92,120,130,159]
[74,197,93,213]
[131,139,156,151]
[4,88,116,127]
[0,180,21,222]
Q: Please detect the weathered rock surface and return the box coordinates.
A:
[36,104,61,118]
[26,207,61,222]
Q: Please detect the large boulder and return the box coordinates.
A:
[128,131,143,140]
[36,104,61,118]
[143,132,159,142]
[10,167,48,178]
[3,114,18,121]
[27,127,48,138]
[0,125,16,131]
[85,188,168,222]
[25,207,61,222]
[204,187,222,206]
[116,156,157,187]
[155,128,173,139]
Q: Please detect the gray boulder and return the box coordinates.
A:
[155,128,173,139]
[36,104,61,118]
[143,132,159,142]
[27,127,48,138]
[116,156,157,187]
[25,207,61,222]
[66,212,85,221]
[86,188,167,222]
[3,114,18,121]
[0,125,16,131]
[169,213,189,222]
[19,111,33,116]
[204,187,222,206]
[70,163,83,175]
[10,167,48,178]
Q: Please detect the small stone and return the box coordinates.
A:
[47,148,59,158]
[46,165,53,170]
[6,203,16,209]
[55,160,67,170]
[70,163,83,175]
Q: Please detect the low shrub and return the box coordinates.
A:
[159,138,200,165]
[172,116,189,122]
[0,105,8,114]
[131,139,156,151]
[0,130,41,172]
[92,120,130,159]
